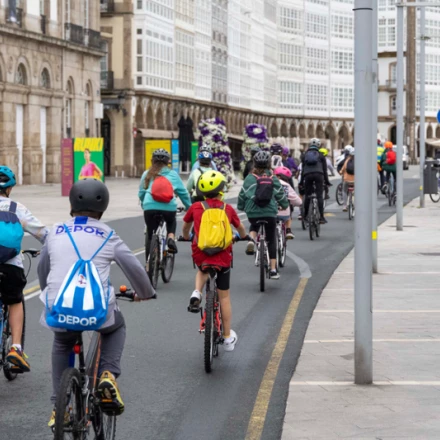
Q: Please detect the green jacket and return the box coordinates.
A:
[237,172,288,218]
[380,150,396,172]
[186,166,213,197]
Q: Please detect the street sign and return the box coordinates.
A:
[437,110,440,123]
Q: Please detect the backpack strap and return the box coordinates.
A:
[91,230,114,260]
[201,201,209,211]
[9,201,17,214]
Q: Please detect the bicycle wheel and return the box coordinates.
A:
[430,172,440,202]
[309,205,315,241]
[93,406,116,440]
[53,368,85,440]
[147,235,160,289]
[3,300,25,381]
[259,237,266,292]
[278,229,286,268]
[204,289,215,373]
[336,183,343,206]
[161,252,175,283]
[348,193,353,220]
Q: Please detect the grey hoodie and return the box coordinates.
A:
[38,217,155,331]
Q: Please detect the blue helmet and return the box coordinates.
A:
[198,151,212,161]
[0,166,16,189]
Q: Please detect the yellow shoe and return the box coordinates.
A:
[97,371,124,415]
[6,346,30,372]
[48,409,70,429]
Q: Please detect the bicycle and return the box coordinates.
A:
[336,181,344,206]
[307,184,320,241]
[385,174,396,207]
[52,287,140,440]
[254,221,271,292]
[147,207,184,289]
[0,249,39,381]
[347,183,355,221]
[429,166,440,203]
[276,219,287,268]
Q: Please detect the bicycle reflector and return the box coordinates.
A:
[73,344,81,355]
[119,285,127,293]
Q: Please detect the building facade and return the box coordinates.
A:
[0,0,103,184]
[101,0,359,177]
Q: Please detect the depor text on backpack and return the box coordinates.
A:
[304,150,320,166]
[386,150,396,165]
[253,174,274,207]
[46,226,113,331]
[151,175,174,203]
[0,202,24,264]
[346,158,355,175]
[197,202,233,256]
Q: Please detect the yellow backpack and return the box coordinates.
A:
[197,201,233,255]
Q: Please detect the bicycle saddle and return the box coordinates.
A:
[256,220,268,225]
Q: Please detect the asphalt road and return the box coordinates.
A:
[0,172,419,440]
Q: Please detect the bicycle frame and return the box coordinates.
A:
[255,224,270,272]
[199,271,222,340]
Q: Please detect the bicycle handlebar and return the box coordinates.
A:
[22,249,40,258]
[178,235,251,243]
[177,207,185,213]
[117,286,157,302]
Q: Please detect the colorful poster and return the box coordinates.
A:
[191,141,199,166]
[61,138,74,197]
[145,139,171,169]
[171,140,179,173]
[73,138,104,183]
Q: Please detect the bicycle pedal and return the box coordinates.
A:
[9,366,24,374]
[187,305,201,314]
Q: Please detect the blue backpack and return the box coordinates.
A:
[0,201,24,264]
[46,225,113,332]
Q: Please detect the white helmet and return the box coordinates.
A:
[309,138,321,148]
[349,148,355,156]
[344,145,354,154]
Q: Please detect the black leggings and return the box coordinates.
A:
[144,210,177,256]
[249,217,277,259]
[304,173,325,218]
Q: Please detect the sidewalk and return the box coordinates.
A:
[283,196,440,439]
[11,175,243,227]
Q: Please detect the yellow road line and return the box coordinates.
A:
[24,285,40,296]
[245,277,308,440]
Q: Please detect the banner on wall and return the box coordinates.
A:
[171,140,179,173]
[61,139,74,197]
[73,138,105,183]
[191,141,199,166]
[145,139,171,169]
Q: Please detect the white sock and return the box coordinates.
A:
[12,344,22,352]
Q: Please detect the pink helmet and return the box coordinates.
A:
[274,166,292,179]
[282,146,289,155]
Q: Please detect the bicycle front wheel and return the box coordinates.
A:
[93,406,116,440]
[161,252,175,283]
[3,300,25,381]
[147,235,160,289]
[53,368,85,440]
[348,194,353,221]
[204,290,215,373]
[336,183,343,206]
[259,238,266,292]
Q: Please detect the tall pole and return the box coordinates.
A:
[372,1,378,273]
[396,5,404,231]
[354,0,373,385]
[419,7,426,208]
[406,6,417,164]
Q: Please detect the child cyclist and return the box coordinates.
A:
[273,166,302,240]
[238,150,288,280]
[0,166,49,372]
[186,150,214,202]
[182,171,248,352]
[37,179,156,427]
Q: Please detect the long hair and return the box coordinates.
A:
[144,161,167,189]
[252,166,267,176]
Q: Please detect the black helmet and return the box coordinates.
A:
[152,149,170,164]
[253,150,271,168]
[70,179,110,214]
[270,143,283,155]
[250,146,261,157]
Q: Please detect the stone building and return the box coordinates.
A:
[0,0,103,184]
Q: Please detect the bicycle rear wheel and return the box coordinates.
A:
[259,237,266,292]
[3,300,25,381]
[204,289,215,373]
[336,183,343,206]
[53,368,85,440]
[309,208,315,241]
[93,406,116,440]
[430,172,440,202]
[348,193,353,220]
[147,235,160,289]
[161,252,175,283]
[278,228,286,268]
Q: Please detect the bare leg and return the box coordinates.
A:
[270,259,277,270]
[195,270,209,292]
[9,302,23,345]
[218,289,231,337]
[285,219,292,229]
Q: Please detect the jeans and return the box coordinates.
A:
[304,173,325,218]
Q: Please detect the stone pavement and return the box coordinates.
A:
[282,196,440,439]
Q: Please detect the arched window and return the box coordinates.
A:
[66,79,74,138]
[40,68,50,88]
[15,63,27,85]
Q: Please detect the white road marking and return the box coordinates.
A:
[286,250,312,279]
[314,309,440,313]
[290,380,440,386]
[304,338,440,343]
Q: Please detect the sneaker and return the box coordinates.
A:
[270,269,280,280]
[325,194,330,200]
[298,215,303,221]
[167,238,178,254]
[48,409,70,429]
[319,217,328,225]
[188,290,202,313]
[224,330,238,352]
[342,206,348,212]
[6,346,30,372]
[246,240,255,255]
[286,229,295,240]
[97,371,125,416]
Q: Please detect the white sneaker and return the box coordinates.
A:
[188,290,202,313]
[246,241,255,255]
[224,330,238,352]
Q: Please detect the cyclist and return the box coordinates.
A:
[38,178,156,427]
[243,146,261,180]
[299,138,331,224]
[336,145,353,174]
[139,149,191,258]
[0,166,48,373]
[274,167,302,240]
[319,147,333,200]
[380,141,396,194]
[238,150,288,280]
[339,149,355,212]
[270,143,284,169]
[187,151,214,202]
[377,140,385,192]
[191,144,218,172]
[282,146,298,174]
[182,171,247,352]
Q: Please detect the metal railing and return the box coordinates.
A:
[100,0,115,12]
[86,29,101,49]
[65,23,84,45]
[40,14,47,34]
[100,71,114,90]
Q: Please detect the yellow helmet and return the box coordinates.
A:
[319,147,328,157]
[197,171,226,198]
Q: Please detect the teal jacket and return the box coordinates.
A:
[380,150,396,173]
[138,167,191,212]
[237,172,288,218]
